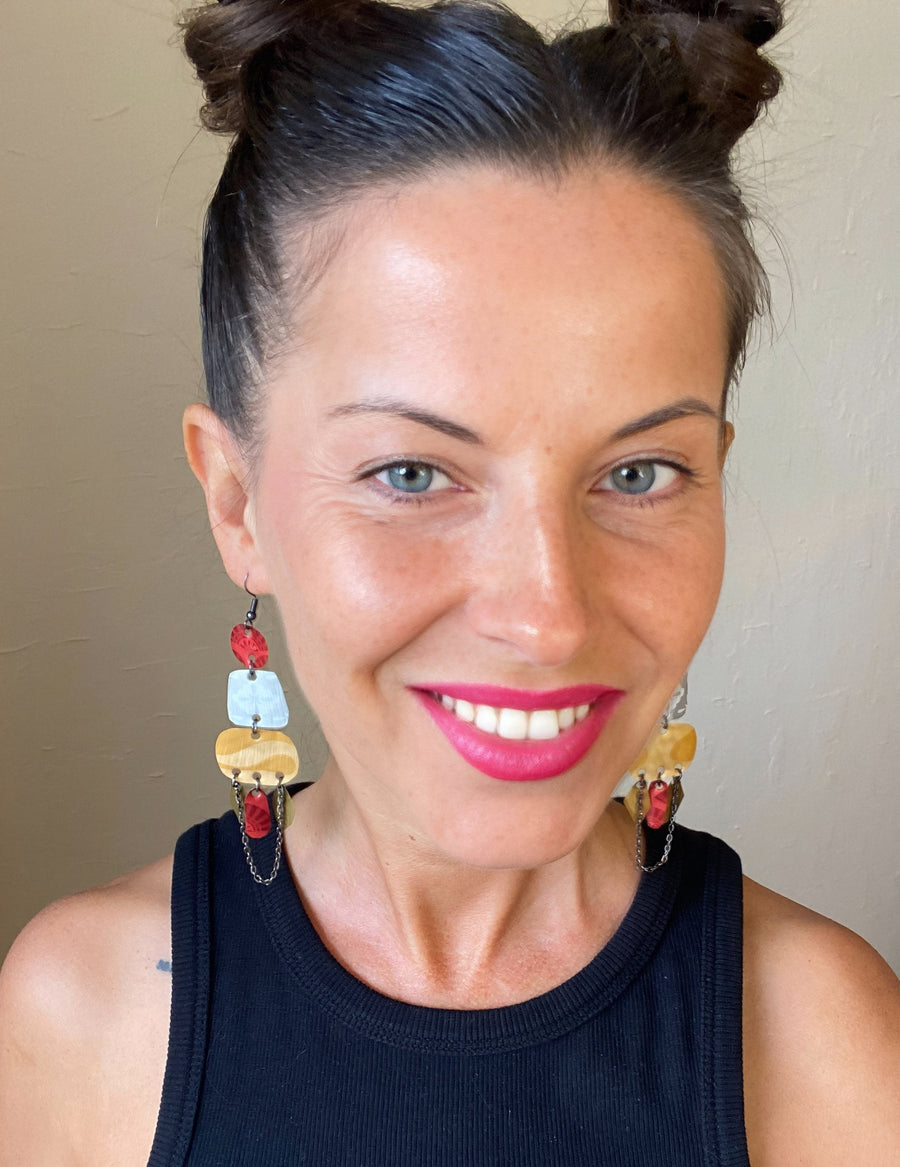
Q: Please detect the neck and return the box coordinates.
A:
[282,762,640,1008]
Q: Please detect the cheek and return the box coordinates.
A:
[262,500,461,687]
[595,507,726,666]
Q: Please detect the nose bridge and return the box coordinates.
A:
[469,485,591,665]
[519,492,581,602]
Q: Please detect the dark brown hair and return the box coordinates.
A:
[182,0,783,446]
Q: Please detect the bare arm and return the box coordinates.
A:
[743,878,900,1165]
[0,858,173,1167]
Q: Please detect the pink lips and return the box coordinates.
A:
[411,683,625,782]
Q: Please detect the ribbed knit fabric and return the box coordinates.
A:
[148,803,748,1166]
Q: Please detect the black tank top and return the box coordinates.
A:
[148,806,748,1165]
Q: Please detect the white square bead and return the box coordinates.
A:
[227,669,289,729]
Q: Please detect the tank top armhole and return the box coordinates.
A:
[698,833,750,1166]
[146,820,213,1167]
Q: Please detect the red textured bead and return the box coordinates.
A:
[230,624,269,669]
[244,790,272,838]
[646,779,671,830]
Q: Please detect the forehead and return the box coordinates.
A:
[276,166,729,418]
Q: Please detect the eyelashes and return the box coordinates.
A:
[372,462,454,497]
[596,460,682,497]
[360,457,698,507]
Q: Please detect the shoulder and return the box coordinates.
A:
[0,856,174,1166]
[742,877,900,1165]
[0,854,174,1019]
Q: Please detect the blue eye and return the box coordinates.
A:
[374,462,452,494]
[602,461,678,495]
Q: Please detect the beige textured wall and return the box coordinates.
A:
[2,1,898,969]
[2,0,327,950]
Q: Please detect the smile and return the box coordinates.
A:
[433,694,591,740]
[411,683,625,782]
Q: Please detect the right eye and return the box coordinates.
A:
[373,462,454,496]
[600,460,679,497]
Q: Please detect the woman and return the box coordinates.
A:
[1,0,897,1162]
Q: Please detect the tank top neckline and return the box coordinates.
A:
[241,808,688,1054]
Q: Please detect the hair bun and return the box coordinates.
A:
[608,0,783,147]
[182,0,349,136]
[608,0,782,47]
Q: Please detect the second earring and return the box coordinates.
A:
[624,678,696,872]
[214,582,299,885]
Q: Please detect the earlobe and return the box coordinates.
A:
[182,403,270,592]
[719,420,735,469]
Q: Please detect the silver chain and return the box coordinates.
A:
[633,768,681,874]
[232,778,285,886]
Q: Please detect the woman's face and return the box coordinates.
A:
[226,167,730,868]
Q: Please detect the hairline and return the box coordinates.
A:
[233,154,738,477]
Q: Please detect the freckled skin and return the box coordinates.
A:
[3,167,897,1167]
[210,166,731,870]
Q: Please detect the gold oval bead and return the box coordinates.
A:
[215,727,299,787]
[628,722,696,777]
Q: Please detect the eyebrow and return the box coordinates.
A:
[609,398,721,441]
[326,394,719,445]
[327,397,482,443]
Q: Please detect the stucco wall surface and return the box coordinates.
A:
[1,0,897,970]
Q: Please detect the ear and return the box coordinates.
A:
[183,403,271,594]
[718,420,735,470]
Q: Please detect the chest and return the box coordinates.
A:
[150,819,748,1165]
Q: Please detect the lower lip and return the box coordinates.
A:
[412,690,625,782]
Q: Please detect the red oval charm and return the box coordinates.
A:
[646,779,671,830]
[230,624,269,669]
[244,790,272,838]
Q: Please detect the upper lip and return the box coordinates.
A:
[411,682,624,712]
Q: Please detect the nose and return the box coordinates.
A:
[464,495,592,668]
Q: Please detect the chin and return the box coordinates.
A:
[420,794,607,872]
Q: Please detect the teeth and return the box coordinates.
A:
[497,708,528,740]
[437,696,591,740]
[455,699,475,723]
[474,704,499,733]
[528,710,560,740]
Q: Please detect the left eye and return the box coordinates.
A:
[600,461,678,496]
[374,462,453,494]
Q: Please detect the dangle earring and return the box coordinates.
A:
[214,576,299,885]
[624,677,696,873]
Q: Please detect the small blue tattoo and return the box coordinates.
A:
[157,959,172,973]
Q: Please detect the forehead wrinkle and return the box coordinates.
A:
[268,167,728,450]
